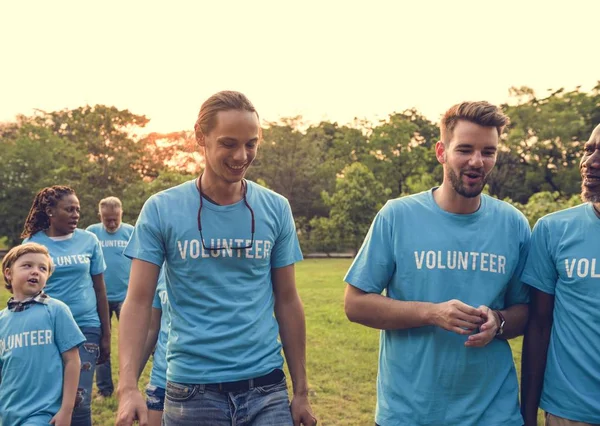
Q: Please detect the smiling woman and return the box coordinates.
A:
[20,185,111,426]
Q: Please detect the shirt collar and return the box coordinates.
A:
[7,291,49,312]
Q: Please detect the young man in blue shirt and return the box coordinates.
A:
[521,124,600,426]
[87,196,134,397]
[116,91,317,426]
[1,243,85,426]
[345,101,530,426]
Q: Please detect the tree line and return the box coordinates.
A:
[1,84,599,252]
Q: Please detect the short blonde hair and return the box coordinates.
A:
[99,196,122,212]
[2,243,53,291]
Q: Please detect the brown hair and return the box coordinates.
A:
[21,186,76,238]
[194,91,259,141]
[440,101,510,144]
[2,243,53,291]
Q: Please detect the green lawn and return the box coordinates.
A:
[0,259,543,425]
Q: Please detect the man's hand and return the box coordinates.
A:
[290,394,317,426]
[431,299,484,335]
[465,306,499,347]
[49,407,73,426]
[116,387,148,426]
[97,334,111,365]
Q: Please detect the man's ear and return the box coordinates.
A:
[195,123,206,148]
[435,141,446,164]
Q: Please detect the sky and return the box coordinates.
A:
[1,0,599,134]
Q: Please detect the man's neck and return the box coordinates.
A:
[199,173,244,205]
[433,184,481,214]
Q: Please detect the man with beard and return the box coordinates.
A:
[521,124,600,426]
[344,101,531,426]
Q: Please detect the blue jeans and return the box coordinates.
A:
[72,327,101,426]
[95,301,122,395]
[163,377,293,426]
[146,384,166,411]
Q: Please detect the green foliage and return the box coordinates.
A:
[314,163,391,254]
[0,106,189,244]
[493,83,600,202]
[1,83,598,253]
[365,109,441,197]
[508,191,582,227]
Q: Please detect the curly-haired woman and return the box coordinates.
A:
[22,185,111,426]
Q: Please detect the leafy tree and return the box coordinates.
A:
[365,109,440,196]
[314,162,391,255]
[499,83,600,202]
[248,118,324,219]
[508,191,582,227]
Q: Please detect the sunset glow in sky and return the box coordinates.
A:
[1,0,599,134]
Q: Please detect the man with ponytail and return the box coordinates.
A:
[22,185,111,426]
[116,91,317,426]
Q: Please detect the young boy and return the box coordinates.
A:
[0,243,85,426]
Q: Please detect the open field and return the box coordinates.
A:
[0,259,542,425]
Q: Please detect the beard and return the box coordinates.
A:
[581,183,600,203]
[448,168,488,198]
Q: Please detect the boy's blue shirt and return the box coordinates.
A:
[0,296,85,425]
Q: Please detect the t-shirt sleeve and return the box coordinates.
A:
[89,233,107,275]
[521,218,558,295]
[344,206,396,294]
[124,198,165,267]
[270,199,303,269]
[53,302,86,353]
[504,214,532,306]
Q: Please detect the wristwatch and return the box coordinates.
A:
[494,310,506,336]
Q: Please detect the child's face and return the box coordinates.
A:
[4,253,51,300]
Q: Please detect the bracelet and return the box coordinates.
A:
[494,310,506,336]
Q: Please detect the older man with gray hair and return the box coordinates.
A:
[87,196,134,397]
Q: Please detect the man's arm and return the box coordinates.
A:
[50,347,81,425]
[92,273,111,365]
[521,288,554,426]
[116,259,160,426]
[138,307,162,379]
[496,304,529,339]
[344,284,484,333]
[272,265,317,426]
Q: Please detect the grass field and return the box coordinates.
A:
[0,259,543,425]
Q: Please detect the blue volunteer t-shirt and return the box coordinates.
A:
[25,229,106,327]
[86,223,134,302]
[150,269,169,389]
[124,179,303,384]
[345,190,531,426]
[521,203,600,424]
[0,298,85,426]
